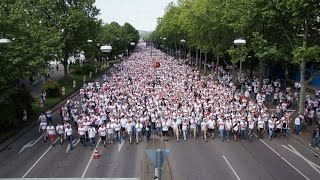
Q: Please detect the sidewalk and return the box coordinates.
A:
[24,64,65,97]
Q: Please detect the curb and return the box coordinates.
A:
[0,65,116,152]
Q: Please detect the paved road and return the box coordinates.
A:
[0,66,320,180]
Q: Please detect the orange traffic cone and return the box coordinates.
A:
[93,148,100,159]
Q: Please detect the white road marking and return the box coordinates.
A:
[280,157,310,180]
[22,137,60,178]
[258,137,281,157]
[81,138,101,178]
[66,138,80,154]
[19,135,44,154]
[118,140,125,152]
[282,144,320,175]
[223,155,241,180]
[254,135,310,180]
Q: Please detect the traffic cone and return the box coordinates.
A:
[93,148,100,159]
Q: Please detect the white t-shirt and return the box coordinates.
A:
[88,127,96,138]
[98,127,106,136]
[47,125,55,135]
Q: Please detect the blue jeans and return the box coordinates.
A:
[67,135,73,150]
[89,137,95,149]
[240,129,246,140]
[295,125,301,135]
[156,127,162,136]
[226,130,231,140]
[269,129,274,140]
[115,131,121,143]
[219,129,224,141]
[183,129,187,140]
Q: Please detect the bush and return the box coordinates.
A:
[43,80,60,97]
[0,89,33,131]
[71,62,98,75]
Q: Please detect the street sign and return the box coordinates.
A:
[145,149,170,168]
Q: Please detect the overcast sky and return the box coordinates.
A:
[94,0,177,32]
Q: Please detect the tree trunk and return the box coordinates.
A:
[298,59,306,114]
[175,42,178,59]
[204,52,207,75]
[215,56,220,75]
[298,19,309,115]
[195,49,199,68]
[63,51,69,82]
[259,58,264,91]
[232,63,236,84]
[199,50,202,71]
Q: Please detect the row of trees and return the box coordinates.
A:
[151,0,320,114]
[0,0,139,94]
[0,0,139,128]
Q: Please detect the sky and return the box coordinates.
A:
[94,0,177,32]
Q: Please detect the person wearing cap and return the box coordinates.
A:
[65,124,73,150]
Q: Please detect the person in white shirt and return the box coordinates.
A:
[182,120,188,141]
[46,110,52,124]
[268,118,275,140]
[294,115,302,135]
[171,119,180,142]
[207,118,216,139]
[162,120,170,141]
[106,121,114,144]
[65,125,73,150]
[190,118,197,139]
[200,119,208,142]
[248,119,255,141]
[257,118,264,138]
[78,124,86,147]
[240,119,247,141]
[135,121,143,144]
[88,125,97,150]
[39,118,47,143]
[98,124,107,147]
[126,120,133,144]
[114,121,121,143]
[233,120,239,141]
[56,122,64,145]
[225,119,232,142]
[47,123,56,146]
[218,119,225,142]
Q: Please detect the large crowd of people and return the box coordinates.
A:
[37,45,320,150]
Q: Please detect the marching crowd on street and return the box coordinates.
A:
[37,45,320,151]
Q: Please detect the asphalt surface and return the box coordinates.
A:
[0,66,320,180]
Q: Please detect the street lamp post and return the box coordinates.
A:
[233,38,246,83]
[129,42,135,57]
[100,45,112,67]
[162,38,167,59]
[180,39,186,59]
